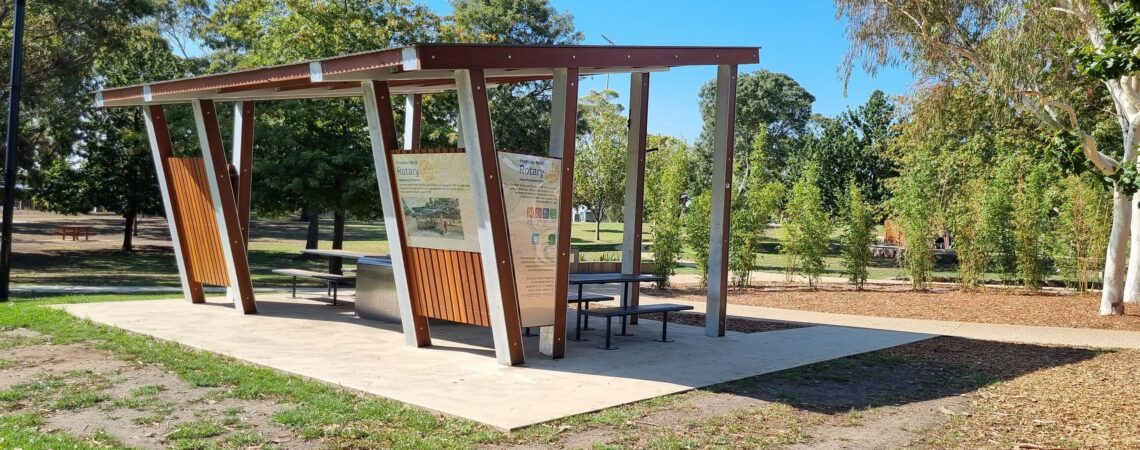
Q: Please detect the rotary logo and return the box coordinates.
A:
[418,160,435,182]
[543,163,559,183]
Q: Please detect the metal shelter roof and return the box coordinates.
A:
[95,43,760,107]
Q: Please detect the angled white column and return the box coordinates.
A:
[362,80,429,347]
[403,93,422,150]
[143,105,195,303]
[706,65,738,337]
[456,68,526,366]
[622,72,649,321]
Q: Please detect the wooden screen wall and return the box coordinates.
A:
[401,148,491,327]
[168,157,230,287]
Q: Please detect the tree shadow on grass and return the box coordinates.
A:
[707,336,1100,414]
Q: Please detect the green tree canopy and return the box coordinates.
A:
[694,69,815,190]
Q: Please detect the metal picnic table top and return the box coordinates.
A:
[299,249,386,259]
[568,272,665,285]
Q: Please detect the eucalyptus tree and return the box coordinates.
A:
[839,0,1140,314]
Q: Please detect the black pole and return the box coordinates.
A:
[1,0,27,302]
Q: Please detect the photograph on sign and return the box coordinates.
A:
[392,153,480,252]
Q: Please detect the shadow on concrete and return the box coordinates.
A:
[705,336,1100,414]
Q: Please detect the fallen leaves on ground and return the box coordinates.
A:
[655,284,1140,331]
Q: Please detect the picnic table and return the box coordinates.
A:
[274,249,387,304]
[55,226,93,241]
[301,248,386,274]
[568,272,665,342]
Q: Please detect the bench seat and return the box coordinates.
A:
[567,293,613,303]
[581,303,693,318]
[272,268,355,305]
[580,303,694,350]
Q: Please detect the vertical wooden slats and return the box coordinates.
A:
[390,147,491,327]
[167,157,229,287]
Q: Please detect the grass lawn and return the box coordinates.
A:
[3,293,1140,448]
[10,210,1068,289]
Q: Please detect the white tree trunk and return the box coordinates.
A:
[1125,193,1140,303]
[1102,185,1131,315]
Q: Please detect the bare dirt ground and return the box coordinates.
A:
[0,329,314,449]
[5,323,1138,448]
[652,283,1140,332]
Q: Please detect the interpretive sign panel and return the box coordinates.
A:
[498,152,562,328]
[393,153,480,252]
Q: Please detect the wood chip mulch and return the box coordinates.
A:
[891,337,1140,449]
[655,284,1140,331]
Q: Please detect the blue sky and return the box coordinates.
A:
[425,0,915,141]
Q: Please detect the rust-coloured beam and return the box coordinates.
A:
[414,45,759,71]
[192,99,257,314]
[232,101,255,244]
[550,68,579,359]
[145,105,205,303]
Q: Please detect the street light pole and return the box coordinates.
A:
[1,0,28,302]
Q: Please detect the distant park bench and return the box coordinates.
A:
[54,226,93,241]
[272,268,355,305]
[582,303,694,350]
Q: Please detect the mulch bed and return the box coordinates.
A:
[636,311,809,333]
[656,284,1140,332]
[885,336,1140,449]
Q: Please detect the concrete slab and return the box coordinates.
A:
[59,295,932,430]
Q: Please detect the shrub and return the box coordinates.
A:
[685,191,712,287]
[947,179,987,290]
[650,148,688,287]
[978,154,1018,281]
[891,146,938,290]
[1013,162,1053,291]
[729,136,783,287]
[1053,174,1111,291]
[782,160,831,288]
[841,179,875,290]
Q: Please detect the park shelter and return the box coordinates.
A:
[94,43,759,366]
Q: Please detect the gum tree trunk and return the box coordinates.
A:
[1124,194,1140,303]
[1103,185,1132,315]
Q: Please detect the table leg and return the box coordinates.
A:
[615,313,634,336]
[599,316,617,350]
[614,282,633,336]
[579,285,594,330]
[291,277,297,298]
[656,311,674,343]
[572,301,587,342]
[331,281,338,306]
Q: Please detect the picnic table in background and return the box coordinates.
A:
[568,272,665,341]
[54,226,93,241]
[300,248,386,274]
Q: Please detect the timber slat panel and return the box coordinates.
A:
[167,157,230,287]
[396,147,490,327]
[406,248,489,326]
